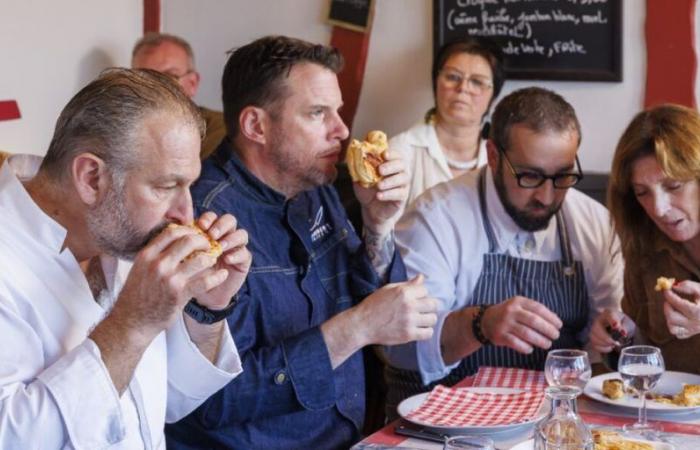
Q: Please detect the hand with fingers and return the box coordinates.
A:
[480,296,562,354]
[189,212,252,311]
[354,148,409,237]
[356,274,438,346]
[662,280,700,340]
[589,309,633,354]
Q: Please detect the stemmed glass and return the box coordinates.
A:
[618,345,665,437]
[544,349,592,395]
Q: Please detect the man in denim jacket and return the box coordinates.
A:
[165,35,439,449]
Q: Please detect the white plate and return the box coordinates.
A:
[397,387,547,435]
[510,438,673,450]
[584,371,700,413]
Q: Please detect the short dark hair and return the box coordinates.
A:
[132,32,195,68]
[41,68,204,181]
[221,35,344,138]
[490,87,581,151]
[431,37,505,104]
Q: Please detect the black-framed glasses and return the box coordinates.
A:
[499,147,583,189]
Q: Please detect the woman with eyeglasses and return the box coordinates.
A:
[389,37,505,208]
[592,104,700,374]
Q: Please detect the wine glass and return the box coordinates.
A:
[618,345,665,437]
[544,349,592,394]
[443,435,494,450]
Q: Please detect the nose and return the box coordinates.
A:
[332,111,349,141]
[532,179,556,206]
[168,190,195,225]
[650,191,670,218]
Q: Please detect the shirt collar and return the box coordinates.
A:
[483,167,557,253]
[0,154,68,255]
[213,139,288,205]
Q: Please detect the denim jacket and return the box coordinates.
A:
[166,141,406,450]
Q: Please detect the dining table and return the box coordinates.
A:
[352,368,700,450]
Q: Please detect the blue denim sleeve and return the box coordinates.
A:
[192,298,336,427]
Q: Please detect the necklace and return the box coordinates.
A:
[446,156,478,170]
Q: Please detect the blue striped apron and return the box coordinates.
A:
[385,168,590,419]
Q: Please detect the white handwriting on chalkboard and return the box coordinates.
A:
[582,9,607,23]
[548,39,586,57]
[457,0,499,9]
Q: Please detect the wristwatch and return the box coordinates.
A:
[184,296,237,324]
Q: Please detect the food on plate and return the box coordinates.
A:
[592,430,653,450]
[654,276,675,291]
[674,384,700,406]
[345,130,388,187]
[602,379,624,400]
[167,223,223,260]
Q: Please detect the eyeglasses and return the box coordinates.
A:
[499,147,583,189]
[439,70,493,95]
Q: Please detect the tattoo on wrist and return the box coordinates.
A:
[363,228,394,278]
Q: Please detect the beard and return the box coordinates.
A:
[86,180,166,261]
[493,161,563,232]
[268,128,337,195]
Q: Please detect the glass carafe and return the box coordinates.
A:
[534,386,593,450]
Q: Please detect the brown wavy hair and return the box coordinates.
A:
[608,104,700,261]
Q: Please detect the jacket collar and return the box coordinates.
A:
[213,139,288,205]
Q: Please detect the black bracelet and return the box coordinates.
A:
[183,296,238,325]
[472,305,491,346]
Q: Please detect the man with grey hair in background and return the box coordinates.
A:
[132,32,226,159]
[0,68,250,448]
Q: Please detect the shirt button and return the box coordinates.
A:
[274,370,288,385]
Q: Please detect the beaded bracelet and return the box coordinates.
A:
[472,305,491,346]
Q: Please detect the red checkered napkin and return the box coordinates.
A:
[405,385,545,427]
[472,366,547,391]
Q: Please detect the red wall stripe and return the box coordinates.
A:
[0,100,21,121]
[330,26,372,138]
[144,0,160,34]
[645,0,697,108]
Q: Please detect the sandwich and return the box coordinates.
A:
[167,223,223,260]
[345,130,388,188]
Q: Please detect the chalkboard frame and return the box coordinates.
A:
[327,0,375,33]
[433,0,623,82]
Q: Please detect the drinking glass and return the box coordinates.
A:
[443,435,494,450]
[545,349,592,394]
[534,386,593,450]
[618,345,665,437]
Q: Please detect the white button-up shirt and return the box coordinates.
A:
[0,155,242,449]
[387,168,623,383]
[389,122,488,208]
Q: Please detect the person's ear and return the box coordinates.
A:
[239,106,269,145]
[185,70,201,98]
[486,139,499,171]
[71,153,109,206]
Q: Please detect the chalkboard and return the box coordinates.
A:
[327,0,374,32]
[434,0,622,81]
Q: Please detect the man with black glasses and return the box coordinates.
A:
[383,87,624,414]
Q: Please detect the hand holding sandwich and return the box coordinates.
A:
[346,130,409,237]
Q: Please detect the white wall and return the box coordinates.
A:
[0,0,142,155]
[355,0,646,173]
[164,0,646,174]
[0,0,653,173]
[162,0,332,111]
